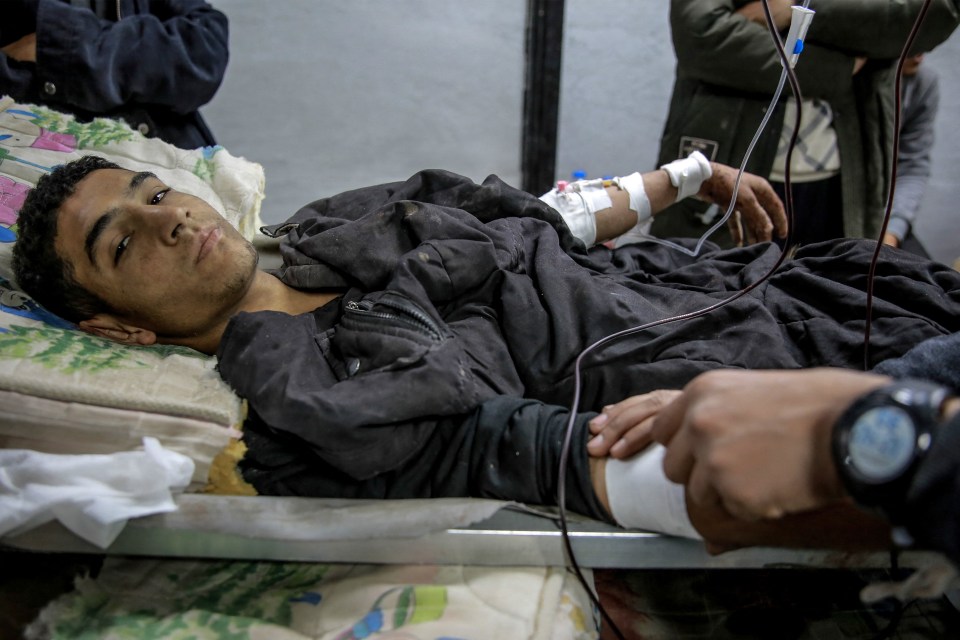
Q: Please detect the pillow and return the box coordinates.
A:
[0,96,265,485]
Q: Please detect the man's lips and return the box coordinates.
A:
[196,226,223,263]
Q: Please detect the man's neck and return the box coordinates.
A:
[172,271,341,355]
[245,270,341,317]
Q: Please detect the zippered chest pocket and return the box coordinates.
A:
[333,291,445,376]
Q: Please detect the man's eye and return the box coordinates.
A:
[150,189,169,205]
[114,236,130,264]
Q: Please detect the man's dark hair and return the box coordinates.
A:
[13,156,122,324]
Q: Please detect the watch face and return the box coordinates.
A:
[848,406,916,482]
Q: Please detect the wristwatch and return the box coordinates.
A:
[832,379,951,521]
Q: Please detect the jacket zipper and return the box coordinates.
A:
[260,222,298,238]
[345,298,442,342]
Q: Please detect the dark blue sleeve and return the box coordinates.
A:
[873,332,960,391]
[31,0,228,114]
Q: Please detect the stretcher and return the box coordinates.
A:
[3,494,934,571]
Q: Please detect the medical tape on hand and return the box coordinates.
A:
[604,444,701,539]
[660,150,713,203]
[539,178,610,246]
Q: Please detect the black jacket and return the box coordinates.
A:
[216,170,960,521]
[0,0,228,149]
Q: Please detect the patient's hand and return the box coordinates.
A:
[587,389,680,459]
[2,33,37,62]
[699,163,788,246]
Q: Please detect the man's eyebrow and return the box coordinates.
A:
[126,171,156,195]
[83,171,158,266]
[84,208,118,267]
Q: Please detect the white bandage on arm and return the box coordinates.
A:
[611,171,653,248]
[539,178,611,246]
[660,150,713,203]
[604,444,701,539]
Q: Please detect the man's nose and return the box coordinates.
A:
[136,203,190,244]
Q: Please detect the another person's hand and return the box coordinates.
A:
[587,390,681,459]
[650,368,890,521]
[1,33,37,63]
[698,164,788,245]
[883,232,901,248]
[736,0,792,30]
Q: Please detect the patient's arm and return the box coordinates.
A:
[571,163,786,246]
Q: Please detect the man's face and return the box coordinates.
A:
[55,168,258,337]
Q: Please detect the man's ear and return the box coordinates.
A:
[78,314,157,346]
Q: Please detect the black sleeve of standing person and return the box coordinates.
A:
[871,332,960,563]
[891,410,960,565]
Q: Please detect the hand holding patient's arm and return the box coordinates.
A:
[650,368,889,521]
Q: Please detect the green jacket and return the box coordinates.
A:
[653,0,959,245]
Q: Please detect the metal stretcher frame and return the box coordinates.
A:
[1,495,932,570]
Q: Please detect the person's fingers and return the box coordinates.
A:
[658,417,697,484]
[586,416,613,457]
[588,411,608,435]
[736,188,777,243]
[592,392,677,437]
[751,180,788,238]
[726,209,743,246]
[684,457,711,505]
[587,391,680,457]
[609,424,654,459]
[720,485,782,522]
[650,389,687,446]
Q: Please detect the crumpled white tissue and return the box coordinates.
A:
[0,437,194,548]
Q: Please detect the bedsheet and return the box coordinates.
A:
[25,558,599,640]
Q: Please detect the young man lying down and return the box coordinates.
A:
[12,155,960,547]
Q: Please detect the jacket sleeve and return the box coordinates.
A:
[805,0,960,59]
[238,395,614,523]
[30,0,228,114]
[669,0,960,100]
[669,0,854,97]
[452,397,612,522]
